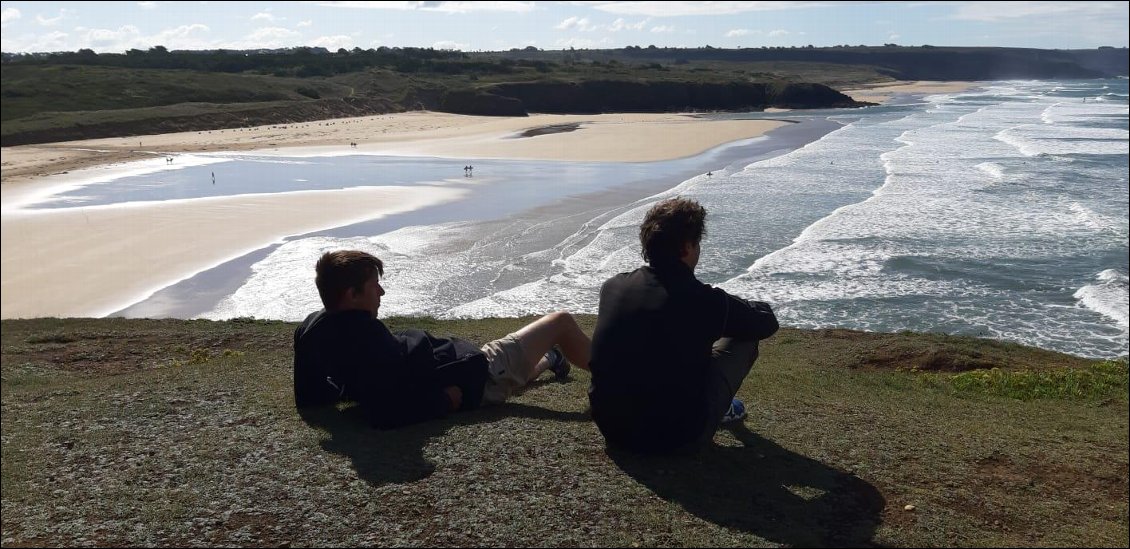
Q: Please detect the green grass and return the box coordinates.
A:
[1,64,352,122]
[2,317,1127,547]
[937,360,1128,402]
[1,60,887,144]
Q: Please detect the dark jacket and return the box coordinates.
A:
[293,309,488,429]
[589,260,779,453]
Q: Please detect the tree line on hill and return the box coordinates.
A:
[3,44,1126,81]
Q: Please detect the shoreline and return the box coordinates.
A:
[1,111,789,319]
[0,186,467,319]
[0,80,979,191]
[0,112,787,191]
[0,80,974,319]
[840,80,978,104]
[120,117,843,320]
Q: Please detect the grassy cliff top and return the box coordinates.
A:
[1,317,1126,547]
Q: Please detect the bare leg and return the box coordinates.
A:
[512,311,592,382]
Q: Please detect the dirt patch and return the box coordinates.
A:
[861,344,1002,372]
[1,319,291,376]
[783,328,1098,372]
[976,453,1129,503]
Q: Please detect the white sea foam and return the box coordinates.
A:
[1074,269,1130,330]
[199,79,1127,357]
[995,124,1129,156]
[976,162,1006,181]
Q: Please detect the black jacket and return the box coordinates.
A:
[293,309,488,429]
[589,260,779,452]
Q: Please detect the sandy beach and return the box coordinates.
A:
[0,113,787,189]
[1,186,467,318]
[840,80,977,104]
[1,112,791,318]
[0,81,961,319]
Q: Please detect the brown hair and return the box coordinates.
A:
[315,250,384,310]
[639,197,707,264]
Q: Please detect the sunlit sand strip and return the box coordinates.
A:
[2,112,788,186]
[841,80,978,104]
[1,185,467,319]
[347,116,789,162]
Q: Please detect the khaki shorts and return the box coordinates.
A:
[480,333,533,404]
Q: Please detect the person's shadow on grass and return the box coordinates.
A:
[298,401,589,487]
[608,422,886,547]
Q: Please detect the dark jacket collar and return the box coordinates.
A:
[647,258,695,279]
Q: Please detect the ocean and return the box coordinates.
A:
[45,79,1128,359]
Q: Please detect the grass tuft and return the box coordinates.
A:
[941,359,1129,402]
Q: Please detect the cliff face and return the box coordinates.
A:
[438,90,527,116]
[470,80,864,115]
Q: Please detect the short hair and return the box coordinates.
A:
[639,197,707,264]
[315,250,384,310]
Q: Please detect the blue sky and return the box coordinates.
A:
[1,1,1127,54]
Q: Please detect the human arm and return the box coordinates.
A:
[354,320,459,429]
[715,289,780,341]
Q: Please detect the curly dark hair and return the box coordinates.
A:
[315,250,384,309]
[639,197,707,264]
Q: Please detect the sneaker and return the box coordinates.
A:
[545,346,570,381]
[721,398,746,424]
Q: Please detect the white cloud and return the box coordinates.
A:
[432,40,468,50]
[36,9,71,26]
[589,1,830,17]
[1,7,21,27]
[948,1,1115,22]
[245,27,301,44]
[608,17,648,31]
[3,30,70,53]
[311,35,355,50]
[768,29,790,37]
[137,1,157,9]
[251,12,275,22]
[63,23,212,52]
[85,25,143,47]
[650,25,675,33]
[315,1,535,13]
[725,28,757,37]
[556,16,598,31]
[554,36,614,49]
[888,33,900,41]
[3,22,214,53]
[297,20,313,28]
[156,23,211,43]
